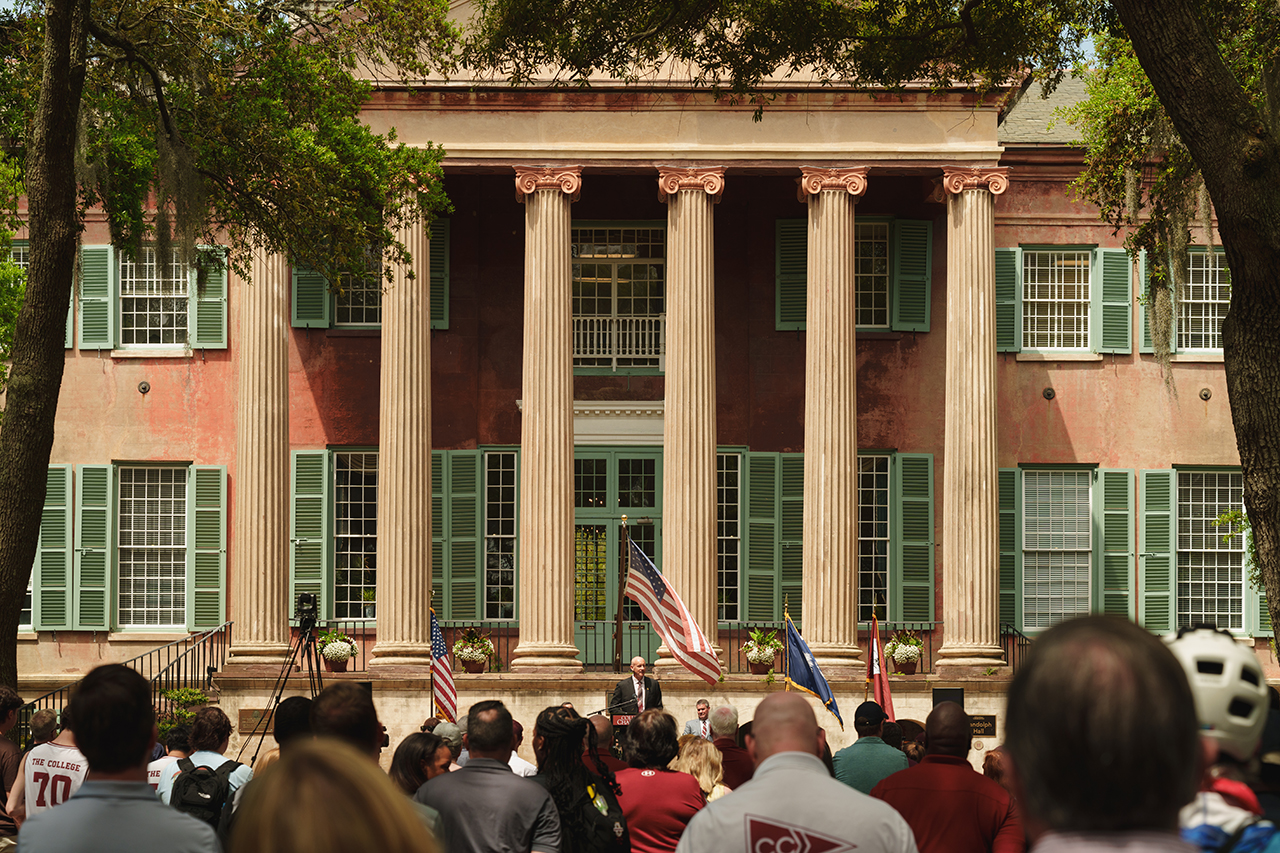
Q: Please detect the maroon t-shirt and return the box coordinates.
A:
[615,767,705,853]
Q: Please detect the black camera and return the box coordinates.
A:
[296,592,318,631]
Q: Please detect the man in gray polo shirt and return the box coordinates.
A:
[18,664,218,853]
[833,701,908,793]
[415,700,560,853]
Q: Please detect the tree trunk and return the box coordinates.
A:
[0,0,88,689]
[1113,0,1280,636]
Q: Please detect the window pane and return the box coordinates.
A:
[1178,471,1244,631]
[857,455,891,622]
[571,226,665,369]
[1022,251,1091,350]
[1179,253,1230,350]
[120,248,189,346]
[335,452,378,619]
[118,467,187,626]
[718,453,740,622]
[855,223,890,328]
[1022,470,1092,628]
[485,451,517,620]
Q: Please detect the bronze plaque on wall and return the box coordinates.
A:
[970,715,996,738]
[239,708,273,735]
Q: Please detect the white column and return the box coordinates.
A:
[937,166,1009,671]
[370,218,434,668]
[798,167,867,675]
[509,166,584,672]
[227,247,291,665]
[656,166,724,676]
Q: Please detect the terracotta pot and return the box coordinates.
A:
[462,658,487,674]
[895,659,918,675]
[324,657,349,673]
[748,660,774,675]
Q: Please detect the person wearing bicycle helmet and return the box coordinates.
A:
[1170,625,1279,853]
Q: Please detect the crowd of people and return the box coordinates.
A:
[4,616,1280,852]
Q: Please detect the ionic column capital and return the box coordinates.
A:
[941,166,1010,196]
[514,165,583,201]
[657,166,725,202]
[797,166,868,200]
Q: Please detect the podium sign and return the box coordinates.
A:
[612,714,634,727]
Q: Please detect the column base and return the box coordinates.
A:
[369,642,434,670]
[653,644,725,679]
[935,642,1006,672]
[806,641,865,681]
[509,641,584,673]
[225,642,292,667]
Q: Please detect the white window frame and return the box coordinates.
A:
[857,454,892,622]
[1021,249,1093,352]
[484,450,518,621]
[1021,469,1094,629]
[1176,469,1245,632]
[717,452,742,623]
[1178,250,1231,352]
[854,222,892,329]
[333,451,378,620]
[116,465,189,629]
[118,247,191,349]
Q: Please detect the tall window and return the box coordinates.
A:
[858,456,891,621]
[334,452,377,619]
[572,226,665,370]
[120,247,189,346]
[335,249,382,326]
[1178,471,1244,631]
[117,467,187,626]
[854,223,890,328]
[718,454,741,622]
[1022,250,1091,350]
[484,451,517,620]
[1022,470,1092,628]
[1180,253,1231,351]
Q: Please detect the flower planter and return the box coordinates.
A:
[324,657,349,673]
[748,661,773,675]
[462,658,487,674]
[895,660,917,675]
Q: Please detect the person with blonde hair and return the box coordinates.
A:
[669,735,731,801]
[232,738,439,853]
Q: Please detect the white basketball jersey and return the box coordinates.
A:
[24,741,89,816]
[147,755,178,790]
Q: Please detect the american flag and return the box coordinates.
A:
[624,539,722,685]
[431,609,457,722]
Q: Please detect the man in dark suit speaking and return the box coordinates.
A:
[610,656,663,715]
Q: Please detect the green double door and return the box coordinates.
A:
[574,449,662,667]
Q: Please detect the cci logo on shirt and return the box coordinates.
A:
[746,817,856,853]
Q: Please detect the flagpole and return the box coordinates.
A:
[783,598,791,691]
[614,515,629,674]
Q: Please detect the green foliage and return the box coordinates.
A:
[0,156,24,425]
[465,0,1097,99]
[762,668,775,685]
[1214,509,1260,589]
[2,0,457,279]
[157,688,208,744]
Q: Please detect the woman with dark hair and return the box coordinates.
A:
[615,710,704,853]
[389,732,450,796]
[530,706,628,853]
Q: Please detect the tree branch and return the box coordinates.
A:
[85,17,180,148]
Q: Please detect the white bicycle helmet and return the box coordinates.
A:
[1169,626,1269,762]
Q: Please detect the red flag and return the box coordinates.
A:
[866,615,896,721]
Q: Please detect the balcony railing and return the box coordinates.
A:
[1000,623,1034,674]
[573,315,665,371]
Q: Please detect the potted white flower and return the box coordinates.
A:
[741,628,784,675]
[319,629,359,672]
[884,631,923,675]
[453,627,495,673]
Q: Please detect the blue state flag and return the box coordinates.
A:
[785,615,844,729]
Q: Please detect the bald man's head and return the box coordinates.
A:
[590,714,615,747]
[925,702,971,758]
[747,693,820,765]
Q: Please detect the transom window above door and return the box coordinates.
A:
[572,224,666,373]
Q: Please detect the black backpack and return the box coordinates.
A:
[169,757,241,837]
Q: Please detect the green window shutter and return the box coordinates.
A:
[998,468,1021,630]
[775,220,807,331]
[290,450,332,620]
[891,220,932,333]
[430,219,450,330]
[74,465,113,630]
[78,246,116,350]
[432,450,445,615]
[1096,470,1135,618]
[33,465,73,630]
[1251,543,1272,637]
[447,450,482,619]
[743,453,780,621]
[893,453,935,622]
[1097,249,1132,354]
[779,454,804,625]
[1139,469,1177,632]
[994,248,1020,353]
[1139,250,1154,354]
[190,250,228,349]
[186,466,227,629]
[292,266,331,329]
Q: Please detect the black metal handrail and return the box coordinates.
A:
[10,621,233,748]
[999,622,1034,674]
